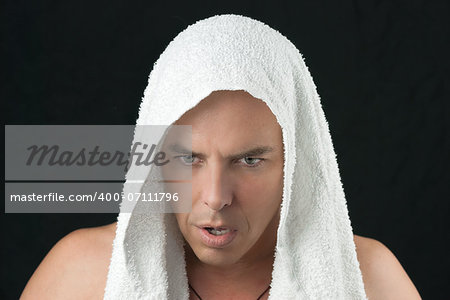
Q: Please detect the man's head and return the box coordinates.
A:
[172,90,284,267]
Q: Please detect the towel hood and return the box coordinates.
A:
[104,14,367,300]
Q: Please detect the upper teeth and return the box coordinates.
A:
[207,228,230,236]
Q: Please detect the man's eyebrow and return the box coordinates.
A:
[166,143,275,160]
[227,146,275,160]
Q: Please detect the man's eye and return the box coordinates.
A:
[177,155,197,165]
[240,157,263,167]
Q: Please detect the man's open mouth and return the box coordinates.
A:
[203,227,231,236]
[197,225,238,247]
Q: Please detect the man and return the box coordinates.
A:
[22,14,422,299]
[22,90,421,299]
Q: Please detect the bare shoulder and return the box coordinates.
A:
[353,234,421,300]
[21,222,117,300]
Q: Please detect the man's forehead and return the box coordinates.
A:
[182,91,276,121]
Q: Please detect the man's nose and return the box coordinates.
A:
[201,163,233,211]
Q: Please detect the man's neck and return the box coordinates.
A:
[185,245,274,299]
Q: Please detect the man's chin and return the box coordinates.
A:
[192,246,242,267]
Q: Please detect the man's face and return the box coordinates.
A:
[173,90,284,267]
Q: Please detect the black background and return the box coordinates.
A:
[2,1,449,299]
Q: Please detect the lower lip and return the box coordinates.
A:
[198,227,237,248]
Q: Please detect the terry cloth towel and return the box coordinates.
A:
[104,14,367,300]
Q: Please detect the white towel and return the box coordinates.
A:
[104,14,367,299]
